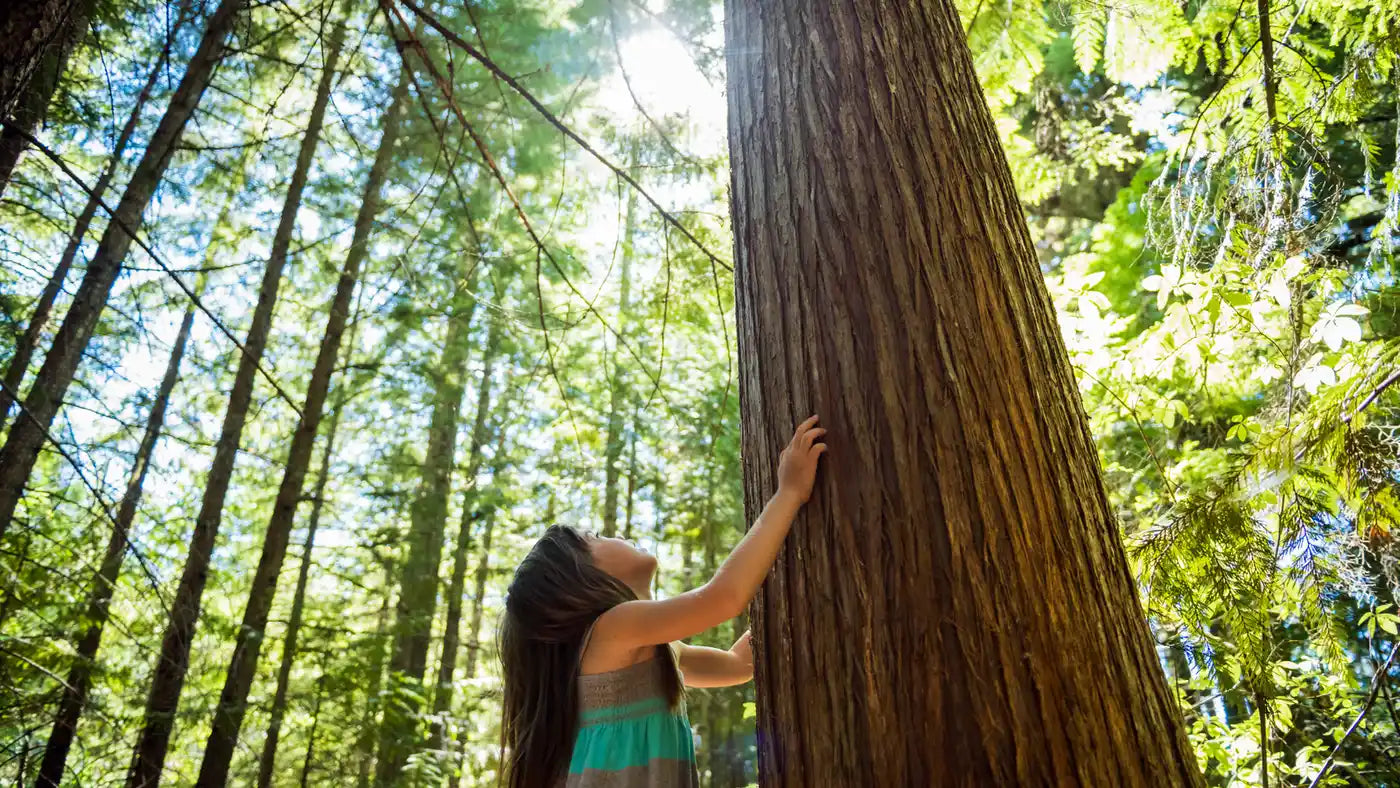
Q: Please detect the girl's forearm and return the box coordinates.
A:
[677,643,754,688]
[705,489,803,617]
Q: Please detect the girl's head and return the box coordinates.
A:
[498,525,679,787]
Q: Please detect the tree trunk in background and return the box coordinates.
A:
[357,560,395,788]
[724,1,1203,784]
[0,0,247,542]
[34,298,198,788]
[601,176,639,538]
[0,0,94,198]
[429,307,502,754]
[298,674,325,788]
[254,383,347,788]
[377,273,492,783]
[623,429,637,541]
[462,508,496,686]
[198,66,402,788]
[126,30,385,788]
[452,504,500,788]
[0,17,182,432]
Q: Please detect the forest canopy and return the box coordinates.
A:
[0,0,1396,785]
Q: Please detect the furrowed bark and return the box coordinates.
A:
[724,1,1204,784]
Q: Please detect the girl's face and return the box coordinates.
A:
[584,531,656,592]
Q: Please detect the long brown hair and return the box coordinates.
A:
[499,525,681,787]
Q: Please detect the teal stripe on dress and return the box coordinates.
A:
[579,697,670,725]
[568,711,695,773]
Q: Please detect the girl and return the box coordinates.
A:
[500,416,827,787]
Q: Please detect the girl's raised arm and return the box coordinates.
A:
[591,416,827,650]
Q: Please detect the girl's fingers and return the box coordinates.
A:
[791,415,819,446]
[801,427,827,449]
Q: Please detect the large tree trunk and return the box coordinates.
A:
[0,0,247,542]
[33,297,198,788]
[196,13,366,783]
[0,0,95,198]
[376,272,490,783]
[723,1,1204,784]
[0,15,182,432]
[125,29,385,788]
[254,381,346,788]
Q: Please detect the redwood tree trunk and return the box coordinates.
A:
[723,1,1203,785]
[34,300,197,788]
[126,27,384,788]
[198,71,404,788]
[0,6,185,431]
[0,0,248,542]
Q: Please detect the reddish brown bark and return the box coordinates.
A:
[724,1,1204,784]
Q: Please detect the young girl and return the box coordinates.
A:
[500,416,827,787]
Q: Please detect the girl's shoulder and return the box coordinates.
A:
[578,619,656,675]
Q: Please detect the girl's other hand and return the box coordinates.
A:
[777,415,827,503]
[732,629,753,666]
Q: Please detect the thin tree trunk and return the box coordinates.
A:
[452,404,516,788]
[601,170,639,537]
[450,506,497,788]
[0,5,185,431]
[298,674,325,788]
[125,18,370,787]
[623,427,637,541]
[378,279,493,783]
[33,298,197,788]
[462,509,496,687]
[357,559,395,788]
[0,0,248,542]
[429,309,502,753]
[198,62,405,787]
[254,358,351,788]
[724,1,1203,784]
[0,0,94,198]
